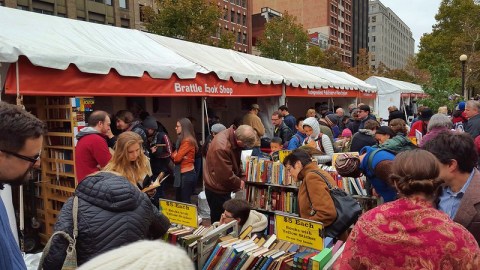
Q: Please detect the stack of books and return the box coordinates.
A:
[245,157,295,186]
[201,234,346,270]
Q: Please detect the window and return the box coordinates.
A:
[242,0,246,7]
[231,10,235,22]
[237,12,241,24]
[242,14,246,26]
[243,33,247,44]
[371,16,376,22]
[223,7,228,20]
[17,5,28,10]
[237,32,241,43]
[105,0,112,5]
[372,36,376,42]
[89,11,105,24]
[139,4,146,22]
[33,8,53,15]
[119,0,127,9]
[121,18,130,28]
[372,26,376,32]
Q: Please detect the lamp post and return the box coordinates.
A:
[460,54,468,100]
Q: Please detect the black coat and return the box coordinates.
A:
[388,110,406,124]
[42,172,171,269]
[350,130,377,152]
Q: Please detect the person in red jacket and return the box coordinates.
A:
[408,108,433,137]
[75,111,112,182]
[172,118,198,204]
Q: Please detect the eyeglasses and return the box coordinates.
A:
[0,149,41,165]
[222,212,234,219]
[271,118,280,121]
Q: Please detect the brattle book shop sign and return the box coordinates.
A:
[307,89,350,97]
[275,214,324,250]
[174,82,234,95]
[159,199,198,228]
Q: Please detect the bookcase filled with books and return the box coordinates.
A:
[244,157,299,234]
[34,96,92,243]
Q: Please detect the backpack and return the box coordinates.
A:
[367,148,397,177]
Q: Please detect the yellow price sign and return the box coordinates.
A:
[275,214,324,251]
[159,199,198,228]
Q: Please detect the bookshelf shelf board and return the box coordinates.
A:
[245,181,299,189]
[47,194,70,203]
[43,158,75,165]
[44,170,76,178]
[44,105,72,109]
[46,183,75,193]
[44,145,74,150]
[45,119,73,122]
[251,207,299,217]
[46,209,60,216]
[47,132,74,137]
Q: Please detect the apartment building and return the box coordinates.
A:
[351,0,368,67]
[368,0,415,70]
[214,0,252,53]
[252,0,353,66]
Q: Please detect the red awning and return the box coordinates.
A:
[358,91,377,99]
[5,57,282,97]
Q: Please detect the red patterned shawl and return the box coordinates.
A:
[334,197,480,270]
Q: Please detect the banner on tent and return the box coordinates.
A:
[358,91,377,99]
[5,57,282,97]
[287,86,363,98]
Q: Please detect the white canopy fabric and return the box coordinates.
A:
[365,76,423,94]
[365,76,424,120]
[0,6,206,79]
[291,63,360,90]
[234,53,331,88]
[327,70,377,92]
[145,34,284,84]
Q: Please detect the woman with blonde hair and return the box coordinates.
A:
[172,118,198,203]
[335,149,480,269]
[306,108,316,118]
[104,131,152,187]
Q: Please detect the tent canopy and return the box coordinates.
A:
[365,76,423,95]
[0,6,376,96]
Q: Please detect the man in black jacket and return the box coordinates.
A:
[350,120,379,152]
[387,106,406,124]
[272,111,293,145]
[42,172,171,269]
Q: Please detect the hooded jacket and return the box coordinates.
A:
[42,172,171,269]
[75,127,111,182]
[350,129,377,152]
[302,117,334,164]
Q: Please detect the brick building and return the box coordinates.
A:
[252,0,353,66]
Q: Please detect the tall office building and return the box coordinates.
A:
[368,0,415,70]
[351,0,368,67]
[252,0,353,66]
[1,0,253,53]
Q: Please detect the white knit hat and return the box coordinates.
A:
[78,240,195,270]
[302,117,320,139]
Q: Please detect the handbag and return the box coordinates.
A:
[38,196,79,270]
[305,171,362,238]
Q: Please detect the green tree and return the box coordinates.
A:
[322,46,348,71]
[217,31,236,49]
[258,13,309,64]
[417,0,480,95]
[144,0,221,44]
[347,48,372,80]
[306,46,325,66]
[421,58,460,111]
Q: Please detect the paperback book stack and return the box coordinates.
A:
[201,233,346,270]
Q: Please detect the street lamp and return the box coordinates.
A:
[460,54,468,100]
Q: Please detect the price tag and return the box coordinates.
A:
[159,199,198,228]
[275,213,324,250]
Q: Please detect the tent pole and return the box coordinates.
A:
[202,97,209,144]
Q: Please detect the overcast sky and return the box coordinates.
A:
[379,0,442,53]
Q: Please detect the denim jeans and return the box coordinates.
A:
[175,170,196,204]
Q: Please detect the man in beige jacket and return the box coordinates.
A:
[242,104,265,156]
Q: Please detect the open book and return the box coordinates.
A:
[142,173,169,193]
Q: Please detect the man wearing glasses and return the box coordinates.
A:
[0,101,46,270]
[357,105,378,130]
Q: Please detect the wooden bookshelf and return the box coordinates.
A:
[33,96,93,244]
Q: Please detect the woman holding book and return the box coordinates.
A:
[103,131,153,190]
[334,149,480,269]
[172,118,198,203]
[301,117,334,164]
[282,149,340,236]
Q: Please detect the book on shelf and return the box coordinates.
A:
[245,157,295,186]
[246,186,298,215]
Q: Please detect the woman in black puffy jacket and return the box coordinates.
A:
[42,171,171,269]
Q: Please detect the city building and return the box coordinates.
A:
[213,0,252,53]
[351,0,368,67]
[1,0,253,53]
[368,0,415,70]
[252,0,353,66]
[251,7,282,55]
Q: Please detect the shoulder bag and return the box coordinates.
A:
[305,171,362,238]
[38,196,79,270]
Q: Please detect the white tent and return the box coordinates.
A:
[365,76,424,120]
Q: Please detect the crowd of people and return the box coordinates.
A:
[1,99,480,269]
